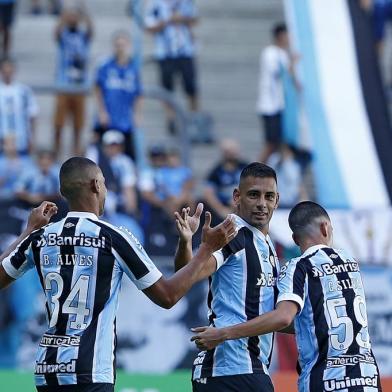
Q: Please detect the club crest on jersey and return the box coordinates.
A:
[269,255,276,267]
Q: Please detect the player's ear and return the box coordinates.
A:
[233,187,240,207]
[320,221,328,238]
[91,178,99,194]
[274,192,279,209]
[292,233,300,246]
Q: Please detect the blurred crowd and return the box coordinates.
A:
[0,0,315,260]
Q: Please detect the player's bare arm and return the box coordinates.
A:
[143,212,237,309]
[0,201,58,290]
[191,300,298,351]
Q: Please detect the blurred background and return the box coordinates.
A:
[1,0,392,390]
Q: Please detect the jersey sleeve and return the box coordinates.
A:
[1,234,36,279]
[277,259,307,313]
[111,226,162,290]
[213,227,245,271]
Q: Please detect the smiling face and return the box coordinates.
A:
[233,175,279,234]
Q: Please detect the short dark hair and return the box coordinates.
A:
[272,23,287,39]
[59,157,98,200]
[288,201,330,236]
[240,162,277,184]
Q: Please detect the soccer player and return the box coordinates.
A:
[192,201,382,392]
[0,157,237,392]
[175,162,280,392]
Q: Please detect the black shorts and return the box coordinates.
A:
[0,2,15,28]
[158,57,198,96]
[192,373,274,392]
[36,383,114,392]
[261,113,283,145]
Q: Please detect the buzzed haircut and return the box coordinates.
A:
[240,162,277,184]
[288,201,330,237]
[60,157,99,201]
[272,22,287,39]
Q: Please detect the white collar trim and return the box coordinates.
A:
[66,211,99,221]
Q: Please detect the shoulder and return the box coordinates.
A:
[93,218,143,249]
[96,56,114,71]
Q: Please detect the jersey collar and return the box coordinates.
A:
[301,244,328,258]
[230,213,270,241]
[66,211,99,221]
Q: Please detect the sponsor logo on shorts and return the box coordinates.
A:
[35,359,76,374]
[39,334,80,348]
[324,375,378,391]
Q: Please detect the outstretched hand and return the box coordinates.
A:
[190,326,226,351]
[200,212,237,253]
[174,203,203,242]
[26,201,58,232]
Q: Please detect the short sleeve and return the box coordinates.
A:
[111,226,162,290]
[277,259,307,312]
[213,227,245,271]
[2,234,36,279]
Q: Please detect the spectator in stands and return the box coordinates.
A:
[145,0,199,134]
[31,0,61,15]
[203,138,248,221]
[53,5,93,157]
[140,144,194,215]
[0,0,16,58]
[257,23,300,163]
[0,135,32,200]
[94,30,143,160]
[266,143,306,208]
[0,58,39,154]
[367,0,392,54]
[101,130,138,216]
[14,150,60,206]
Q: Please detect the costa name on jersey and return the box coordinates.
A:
[277,245,381,392]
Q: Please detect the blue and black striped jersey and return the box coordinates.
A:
[192,214,280,380]
[278,244,381,392]
[1,211,162,387]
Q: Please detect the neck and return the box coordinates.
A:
[116,54,129,65]
[300,239,329,254]
[68,200,100,217]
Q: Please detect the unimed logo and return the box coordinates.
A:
[121,389,159,392]
[324,375,378,391]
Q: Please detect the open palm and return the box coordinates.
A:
[175,203,204,242]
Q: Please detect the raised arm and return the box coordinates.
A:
[143,212,236,309]
[191,301,298,351]
[0,201,57,289]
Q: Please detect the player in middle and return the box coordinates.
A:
[174,162,280,392]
